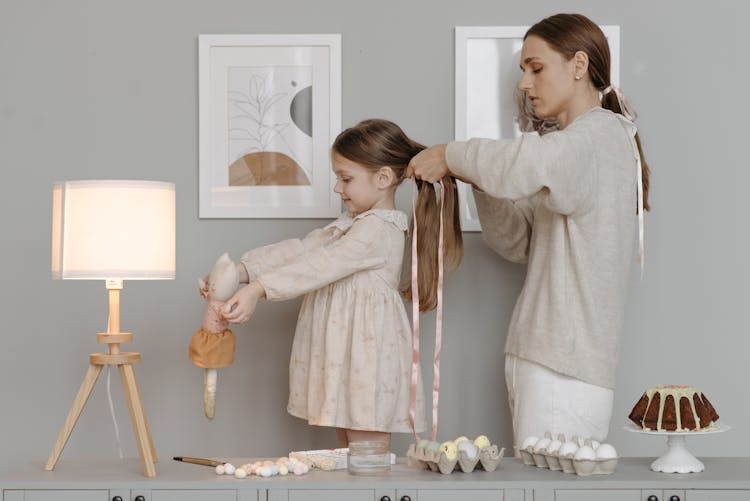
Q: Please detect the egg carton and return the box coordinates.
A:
[407,442,505,474]
[519,433,619,476]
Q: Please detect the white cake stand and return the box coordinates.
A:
[623,423,729,473]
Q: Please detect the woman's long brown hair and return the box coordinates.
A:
[526,13,651,211]
[332,119,463,311]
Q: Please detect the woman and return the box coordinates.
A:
[408,13,651,451]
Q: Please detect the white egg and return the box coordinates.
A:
[559,441,579,457]
[533,437,551,454]
[215,464,225,475]
[223,463,236,475]
[546,439,562,455]
[596,443,618,459]
[574,445,596,460]
[520,436,539,451]
[234,468,247,479]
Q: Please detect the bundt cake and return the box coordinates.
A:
[628,385,719,431]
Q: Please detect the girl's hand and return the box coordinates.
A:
[407,144,449,183]
[221,282,266,324]
[198,274,210,298]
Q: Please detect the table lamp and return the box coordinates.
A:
[46,180,176,477]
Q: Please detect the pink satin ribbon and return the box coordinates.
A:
[408,179,445,442]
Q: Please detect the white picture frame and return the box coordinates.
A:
[199,34,342,218]
[454,26,620,231]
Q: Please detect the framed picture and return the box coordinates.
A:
[454,26,620,231]
[199,34,342,218]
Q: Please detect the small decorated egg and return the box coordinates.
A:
[520,436,539,452]
[457,440,479,459]
[215,464,225,475]
[427,441,441,452]
[473,435,491,450]
[279,465,289,476]
[223,463,236,475]
[270,465,280,475]
[439,441,458,461]
[574,445,596,461]
[234,468,247,479]
[595,443,618,459]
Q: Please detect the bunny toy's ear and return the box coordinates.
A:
[207,252,240,301]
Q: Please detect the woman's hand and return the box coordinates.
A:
[407,144,449,182]
[222,282,266,324]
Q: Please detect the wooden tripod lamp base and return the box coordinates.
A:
[45,282,157,477]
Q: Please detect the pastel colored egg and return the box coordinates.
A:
[259,466,272,477]
[215,464,225,475]
[293,464,307,475]
[453,436,470,446]
[427,441,441,451]
[270,465,280,475]
[223,463,236,475]
[418,439,431,450]
[234,468,247,479]
[279,465,289,476]
[457,440,478,459]
[474,435,491,450]
[439,441,458,461]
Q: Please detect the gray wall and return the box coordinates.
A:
[1,0,747,475]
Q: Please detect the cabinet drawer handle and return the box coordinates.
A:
[112,497,123,501]
[647,496,659,501]
[400,496,411,501]
[135,496,146,501]
[380,497,391,501]
[669,497,680,501]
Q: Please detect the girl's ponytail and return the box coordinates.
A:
[402,177,463,312]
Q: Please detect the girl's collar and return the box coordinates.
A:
[326,209,409,232]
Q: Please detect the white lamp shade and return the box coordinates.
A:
[52,180,176,280]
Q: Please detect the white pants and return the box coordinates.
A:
[505,354,613,455]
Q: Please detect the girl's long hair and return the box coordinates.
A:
[332,119,463,311]
[526,13,651,211]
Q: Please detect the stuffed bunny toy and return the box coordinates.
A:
[189,252,240,419]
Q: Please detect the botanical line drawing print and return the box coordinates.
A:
[227,67,313,186]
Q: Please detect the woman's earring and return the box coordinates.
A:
[575,75,581,81]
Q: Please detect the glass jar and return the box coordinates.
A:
[347,441,391,475]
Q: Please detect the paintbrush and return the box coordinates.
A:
[173,456,224,467]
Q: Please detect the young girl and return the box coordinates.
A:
[217,119,463,446]
[409,13,651,451]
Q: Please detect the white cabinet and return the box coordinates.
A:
[3,492,109,501]
[149,490,239,501]
[555,491,640,501]
[686,493,750,501]
[417,490,503,501]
